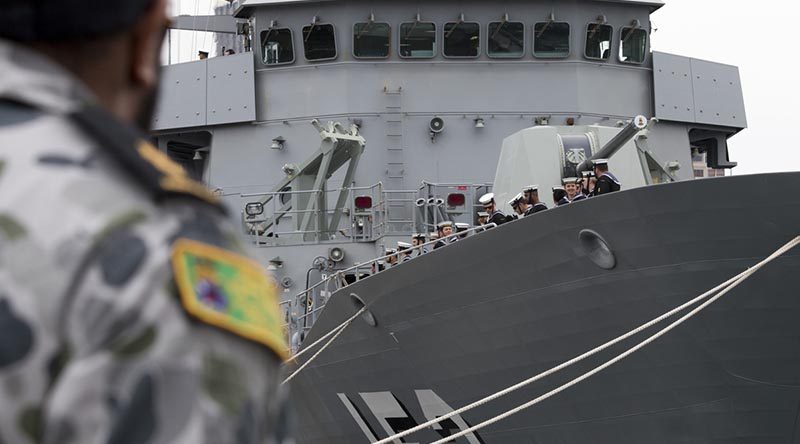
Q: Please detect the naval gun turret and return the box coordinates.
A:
[491,115,673,212]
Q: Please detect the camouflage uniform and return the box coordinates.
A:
[0,40,289,444]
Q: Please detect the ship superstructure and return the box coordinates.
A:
[144,2,800,443]
[154,0,745,335]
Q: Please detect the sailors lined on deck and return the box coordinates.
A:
[434,221,454,249]
[412,233,428,255]
[479,193,507,226]
[385,248,398,267]
[454,223,470,241]
[567,177,588,202]
[397,242,413,262]
[580,170,596,196]
[590,159,621,197]
[523,185,548,216]
[552,186,569,206]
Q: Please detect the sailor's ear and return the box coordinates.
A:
[129,0,169,89]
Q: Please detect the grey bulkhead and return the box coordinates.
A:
[151,0,745,304]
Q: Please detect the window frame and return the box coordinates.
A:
[441,21,482,59]
[301,22,339,62]
[398,21,437,59]
[352,21,392,60]
[486,21,526,59]
[532,21,571,59]
[259,27,296,66]
[583,22,614,61]
[617,26,648,65]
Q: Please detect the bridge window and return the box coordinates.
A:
[534,22,570,58]
[619,26,647,64]
[260,28,294,65]
[585,23,613,60]
[443,21,480,58]
[302,23,337,61]
[487,21,524,58]
[353,22,391,58]
[399,22,436,58]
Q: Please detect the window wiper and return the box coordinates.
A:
[445,20,463,39]
[536,20,552,38]
[490,20,506,40]
[304,24,317,43]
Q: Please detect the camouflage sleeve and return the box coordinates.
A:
[41,203,289,444]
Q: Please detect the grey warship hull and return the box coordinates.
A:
[291,172,800,443]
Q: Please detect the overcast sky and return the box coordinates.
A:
[171,0,799,174]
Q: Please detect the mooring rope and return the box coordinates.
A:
[282,306,367,385]
[374,236,800,444]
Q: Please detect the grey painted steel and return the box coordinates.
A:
[153,54,256,130]
[291,172,800,443]
[153,61,207,129]
[170,14,239,34]
[206,53,257,125]
[653,52,747,129]
[690,57,747,128]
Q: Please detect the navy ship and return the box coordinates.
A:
[154,0,800,442]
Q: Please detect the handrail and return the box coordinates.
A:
[284,223,499,335]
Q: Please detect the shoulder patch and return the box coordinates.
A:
[171,239,288,360]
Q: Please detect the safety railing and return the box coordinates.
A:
[282,223,497,352]
[237,183,458,246]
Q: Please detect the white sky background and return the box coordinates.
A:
[169,0,800,174]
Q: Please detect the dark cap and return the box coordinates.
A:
[0,0,155,42]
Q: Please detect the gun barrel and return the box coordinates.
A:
[577,115,648,173]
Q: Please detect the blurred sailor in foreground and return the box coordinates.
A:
[434,221,454,249]
[591,159,621,196]
[479,193,507,226]
[523,185,548,216]
[553,186,570,206]
[0,0,289,442]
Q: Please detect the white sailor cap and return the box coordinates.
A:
[562,177,578,185]
[385,248,397,254]
[508,192,524,206]
[478,193,495,205]
[437,221,454,229]
[552,185,565,192]
[397,241,412,250]
[429,231,440,239]
[412,233,426,240]
[455,222,470,230]
[477,211,490,218]
[581,170,593,177]
[523,185,539,193]
[592,158,609,166]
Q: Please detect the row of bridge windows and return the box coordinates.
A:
[260,21,648,65]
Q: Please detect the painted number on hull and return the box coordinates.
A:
[338,389,483,443]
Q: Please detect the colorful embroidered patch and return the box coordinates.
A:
[171,239,288,360]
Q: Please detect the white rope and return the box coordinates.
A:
[287,306,367,363]
[428,236,800,444]
[374,236,800,444]
[282,306,368,385]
